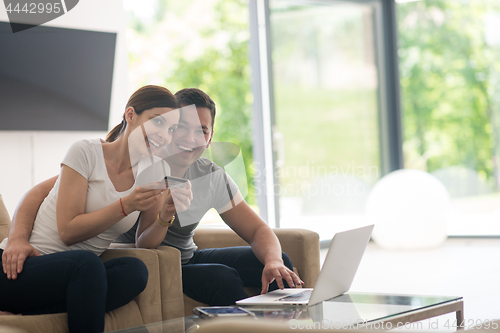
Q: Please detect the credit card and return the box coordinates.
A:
[165,176,187,189]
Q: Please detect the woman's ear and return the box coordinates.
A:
[124,106,136,125]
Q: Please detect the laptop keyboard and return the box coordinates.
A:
[275,290,312,302]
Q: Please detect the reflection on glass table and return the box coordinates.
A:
[109,292,463,333]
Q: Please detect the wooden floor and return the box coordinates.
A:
[320,238,500,331]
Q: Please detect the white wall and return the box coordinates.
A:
[0,0,128,217]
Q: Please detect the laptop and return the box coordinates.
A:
[236,224,374,306]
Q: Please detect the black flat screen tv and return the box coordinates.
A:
[0,22,116,131]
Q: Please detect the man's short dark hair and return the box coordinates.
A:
[175,88,216,129]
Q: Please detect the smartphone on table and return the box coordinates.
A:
[193,306,255,318]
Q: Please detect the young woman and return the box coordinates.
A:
[0,85,192,333]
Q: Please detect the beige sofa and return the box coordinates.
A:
[0,194,183,332]
[113,227,321,318]
[182,228,321,316]
[0,192,321,331]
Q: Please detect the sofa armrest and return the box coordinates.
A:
[273,229,320,288]
[109,244,185,320]
[154,246,184,320]
[0,194,11,242]
[99,248,162,325]
[192,228,320,288]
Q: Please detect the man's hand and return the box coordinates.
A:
[261,260,304,294]
[162,180,193,215]
[2,239,40,280]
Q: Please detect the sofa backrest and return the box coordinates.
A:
[0,195,11,241]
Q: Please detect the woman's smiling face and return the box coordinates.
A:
[128,107,180,157]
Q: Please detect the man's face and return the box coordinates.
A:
[166,106,213,169]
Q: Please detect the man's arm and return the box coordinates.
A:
[136,181,192,249]
[220,192,304,294]
[1,176,57,279]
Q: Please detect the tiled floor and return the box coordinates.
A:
[320,238,500,331]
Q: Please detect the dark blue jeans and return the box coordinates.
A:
[182,246,293,306]
[0,249,148,333]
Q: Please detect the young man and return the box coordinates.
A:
[2,88,303,306]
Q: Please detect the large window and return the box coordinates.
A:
[124,0,500,237]
[269,1,381,238]
[397,0,500,235]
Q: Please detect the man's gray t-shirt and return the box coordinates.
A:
[115,158,239,263]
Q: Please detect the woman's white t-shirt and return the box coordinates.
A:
[0,138,168,256]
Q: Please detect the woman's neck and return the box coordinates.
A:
[101,138,135,174]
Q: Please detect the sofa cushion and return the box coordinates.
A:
[0,194,11,241]
[0,325,27,333]
[103,301,145,332]
[0,313,68,333]
[0,301,145,333]
[99,248,163,325]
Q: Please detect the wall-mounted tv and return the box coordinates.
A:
[0,22,116,131]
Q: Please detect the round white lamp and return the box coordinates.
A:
[366,169,450,250]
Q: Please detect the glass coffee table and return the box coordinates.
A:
[111,292,464,332]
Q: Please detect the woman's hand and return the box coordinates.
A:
[160,180,193,220]
[135,181,192,248]
[2,238,40,280]
[122,187,163,214]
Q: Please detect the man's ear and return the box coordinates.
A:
[206,130,214,148]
